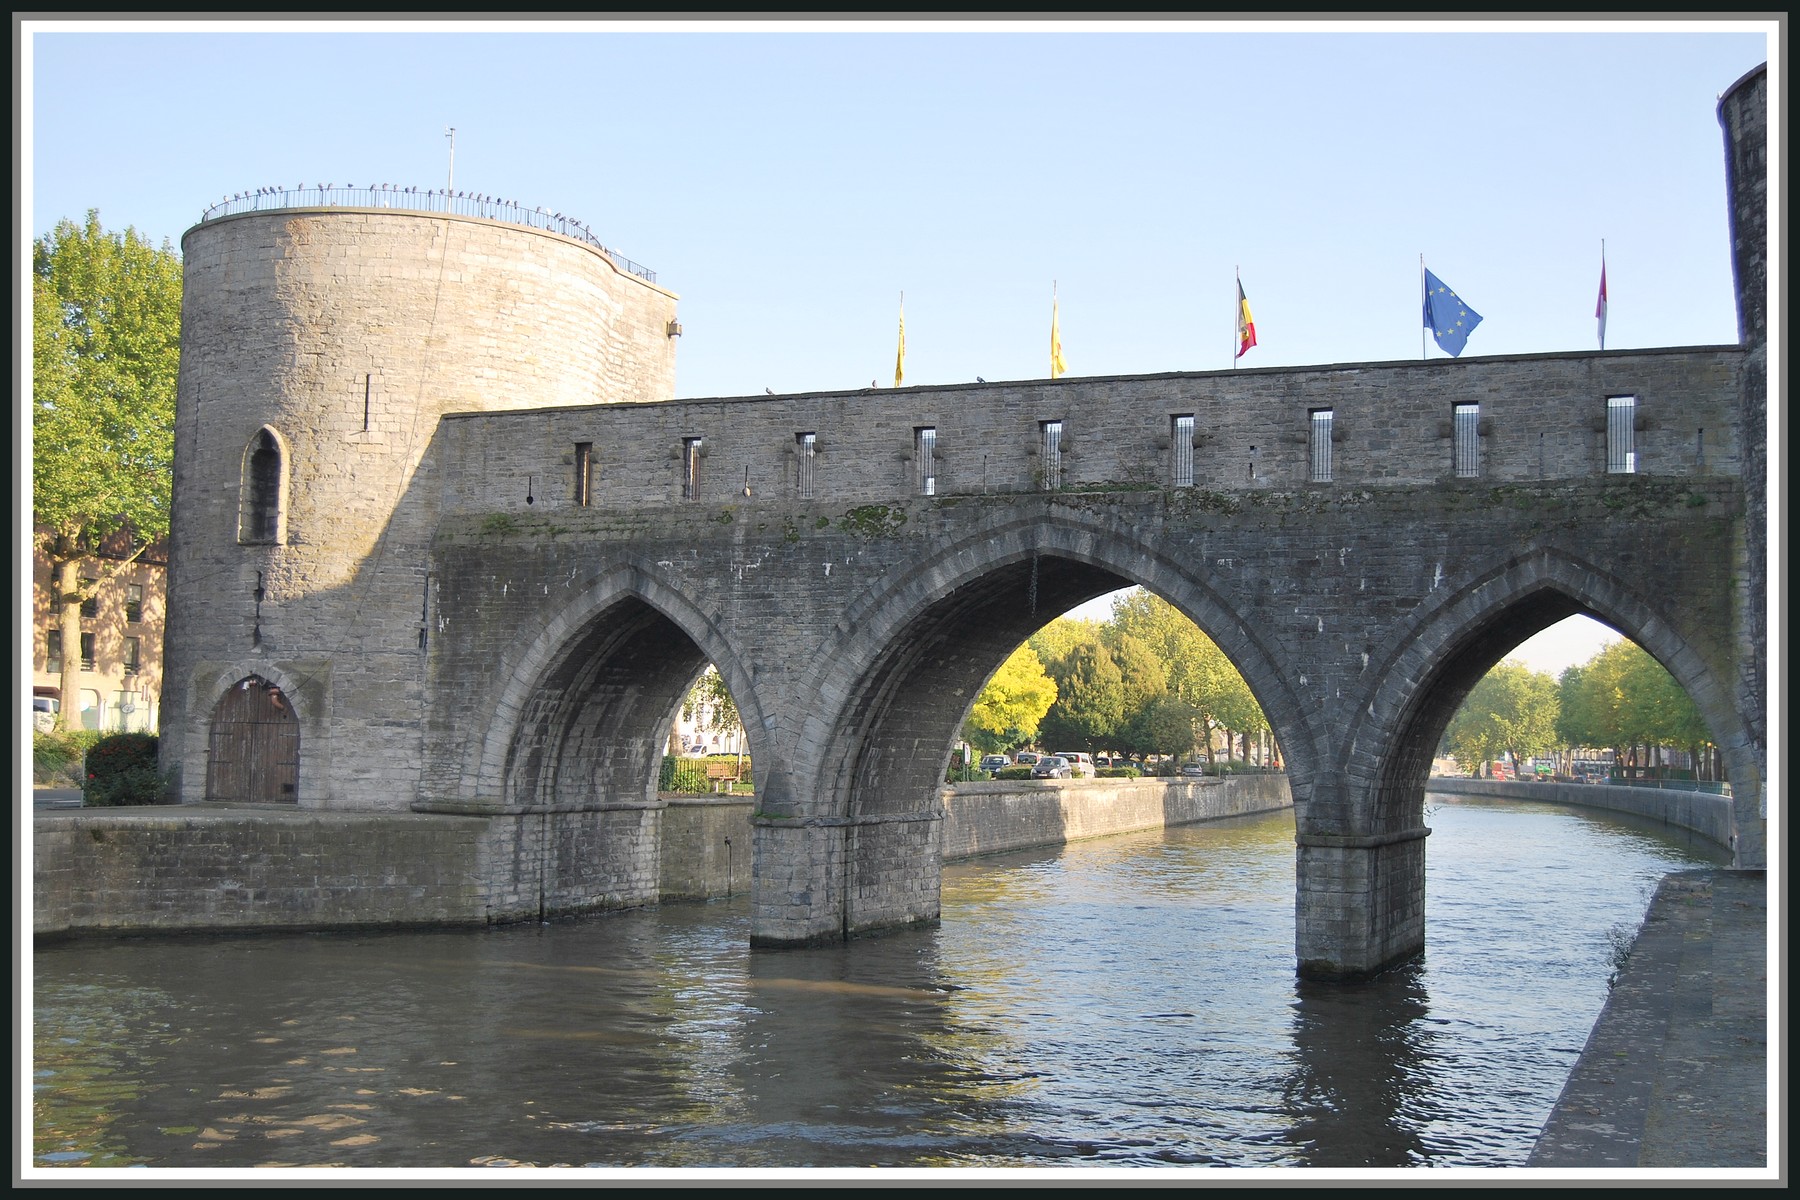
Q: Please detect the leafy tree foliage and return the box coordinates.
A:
[1443,660,1561,774]
[1557,641,1711,765]
[678,665,741,745]
[33,211,182,728]
[961,644,1058,753]
[1037,640,1127,753]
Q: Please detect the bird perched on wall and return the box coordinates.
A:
[765,388,774,395]
[977,376,987,383]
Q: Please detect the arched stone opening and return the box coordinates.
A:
[237,426,289,545]
[768,527,1311,948]
[499,595,715,811]
[1297,552,1757,980]
[204,674,300,803]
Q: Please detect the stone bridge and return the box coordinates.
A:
[159,68,1766,979]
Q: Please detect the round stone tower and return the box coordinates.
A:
[161,204,679,809]
[1717,62,1768,867]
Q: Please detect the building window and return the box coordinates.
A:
[239,426,287,544]
[573,442,593,506]
[1040,420,1064,490]
[80,632,96,672]
[46,630,62,675]
[1171,414,1195,488]
[1453,402,1480,478]
[1607,395,1636,474]
[682,437,703,501]
[1309,409,1334,483]
[80,579,98,619]
[124,636,141,676]
[126,583,144,623]
[916,427,937,496]
[796,432,817,499]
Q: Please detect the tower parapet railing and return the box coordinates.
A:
[197,184,655,283]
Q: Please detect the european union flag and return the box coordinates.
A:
[1423,269,1483,357]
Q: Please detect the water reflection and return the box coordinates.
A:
[31,796,1722,1170]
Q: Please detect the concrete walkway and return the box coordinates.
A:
[1530,869,1773,1171]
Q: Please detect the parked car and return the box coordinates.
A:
[1179,762,1206,778]
[979,754,1011,773]
[1031,755,1071,779]
[31,696,59,734]
[1056,752,1096,778]
[1013,751,1043,767]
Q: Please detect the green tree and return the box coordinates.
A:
[1107,589,1264,763]
[677,665,741,751]
[962,644,1058,754]
[33,211,182,728]
[1560,641,1714,774]
[1037,640,1127,753]
[1444,660,1560,774]
[1118,692,1201,760]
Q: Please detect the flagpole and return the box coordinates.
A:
[1598,239,1606,351]
[1419,254,1427,360]
[1232,267,1239,370]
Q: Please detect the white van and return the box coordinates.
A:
[31,696,59,734]
[1056,751,1096,778]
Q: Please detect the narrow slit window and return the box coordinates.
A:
[682,437,703,501]
[1309,409,1334,483]
[797,432,817,499]
[1040,420,1064,490]
[1171,414,1195,488]
[1607,395,1636,474]
[574,442,593,506]
[1453,402,1480,477]
[240,428,286,544]
[916,427,937,496]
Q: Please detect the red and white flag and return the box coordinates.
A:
[1596,259,1608,350]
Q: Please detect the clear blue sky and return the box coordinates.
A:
[21,17,1778,673]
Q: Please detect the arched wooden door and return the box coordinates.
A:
[205,675,300,803]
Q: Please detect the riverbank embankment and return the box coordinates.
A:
[32,775,1290,939]
[1530,868,1770,1170]
[1426,776,1737,855]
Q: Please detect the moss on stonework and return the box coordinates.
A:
[839,505,908,537]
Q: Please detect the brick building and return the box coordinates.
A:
[29,528,166,733]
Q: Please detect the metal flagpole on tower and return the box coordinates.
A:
[445,127,456,200]
[1419,254,1427,360]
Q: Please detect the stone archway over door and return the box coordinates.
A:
[205,676,300,803]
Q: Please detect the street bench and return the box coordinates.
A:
[705,761,741,793]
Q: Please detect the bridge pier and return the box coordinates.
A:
[1294,828,1430,980]
[749,810,943,946]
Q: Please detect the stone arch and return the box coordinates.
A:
[457,564,766,812]
[1338,544,1750,840]
[237,425,291,545]
[801,513,1314,826]
[203,673,300,803]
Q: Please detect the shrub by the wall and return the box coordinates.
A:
[34,729,102,786]
[82,732,168,806]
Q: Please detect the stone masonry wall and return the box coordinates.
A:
[941,774,1293,861]
[437,349,1741,517]
[163,209,678,811]
[1427,777,1736,853]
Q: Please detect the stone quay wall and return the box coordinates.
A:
[940,773,1293,861]
[34,776,1286,938]
[1426,776,1736,853]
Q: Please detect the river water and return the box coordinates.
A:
[30,794,1726,1174]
